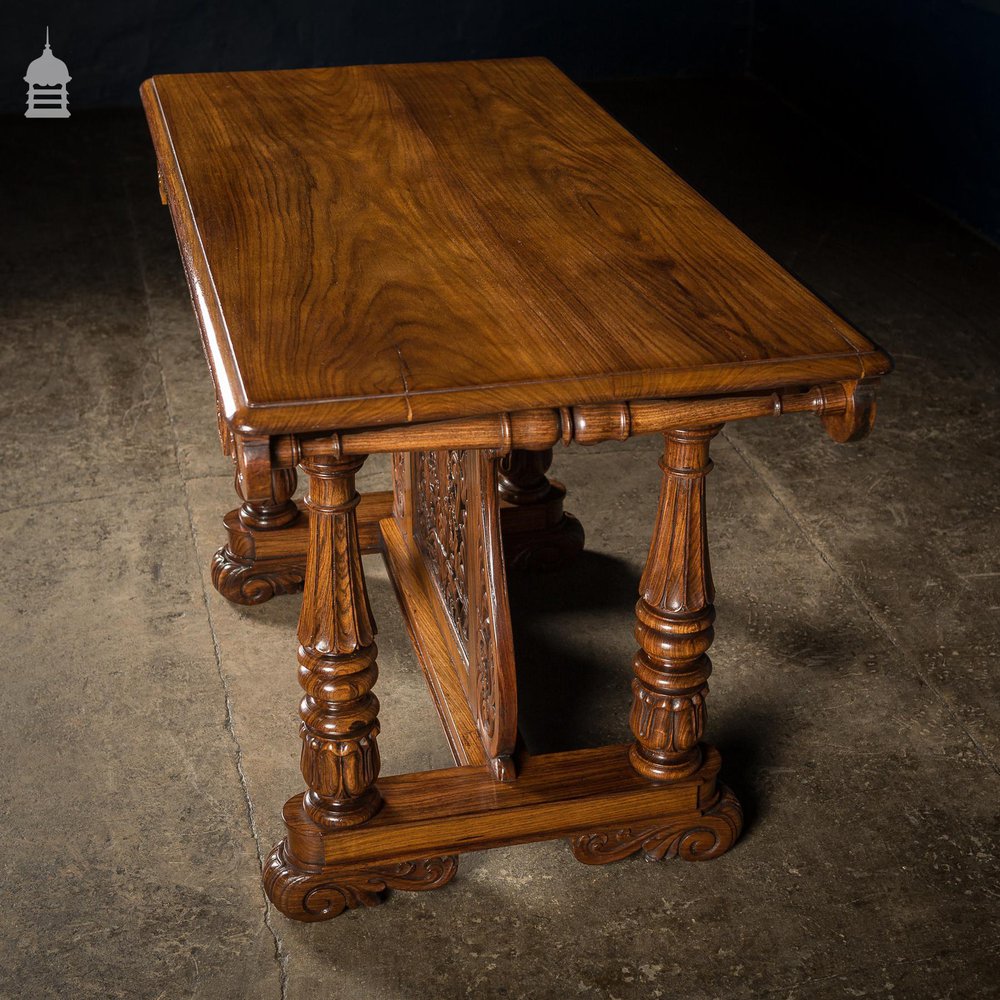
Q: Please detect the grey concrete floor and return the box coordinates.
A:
[1,81,998,999]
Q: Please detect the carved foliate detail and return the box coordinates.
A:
[299,721,381,804]
[297,455,382,829]
[630,427,719,782]
[476,530,498,741]
[264,843,458,922]
[569,785,742,865]
[413,449,470,642]
[629,685,707,758]
[391,451,407,519]
[472,451,517,771]
[211,549,306,605]
[411,449,517,776]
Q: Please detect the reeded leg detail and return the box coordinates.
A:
[263,454,387,920]
[264,844,458,922]
[296,455,382,830]
[629,427,720,782]
[569,785,742,865]
[211,466,306,605]
[567,426,741,869]
[497,448,584,570]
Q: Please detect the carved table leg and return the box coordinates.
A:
[497,448,584,570]
[211,466,306,605]
[264,455,456,920]
[570,426,742,865]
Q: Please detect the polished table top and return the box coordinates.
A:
[142,57,890,436]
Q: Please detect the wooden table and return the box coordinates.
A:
[141,57,891,922]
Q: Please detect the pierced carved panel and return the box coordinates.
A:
[411,449,517,776]
[412,450,470,644]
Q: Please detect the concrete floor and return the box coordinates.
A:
[1,81,998,999]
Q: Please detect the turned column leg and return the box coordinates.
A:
[296,455,382,829]
[211,466,306,605]
[498,448,556,506]
[497,448,584,570]
[567,425,741,866]
[629,427,718,781]
[264,454,459,920]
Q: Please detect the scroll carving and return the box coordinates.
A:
[264,844,458,922]
[211,458,303,605]
[569,786,742,865]
[210,553,306,605]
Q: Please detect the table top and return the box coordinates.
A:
[142,57,890,436]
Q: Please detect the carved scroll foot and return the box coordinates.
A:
[210,509,306,606]
[211,459,306,606]
[263,842,459,922]
[568,784,743,866]
[498,448,585,571]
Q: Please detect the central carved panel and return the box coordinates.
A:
[410,448,517,779]
[412,450,470,645]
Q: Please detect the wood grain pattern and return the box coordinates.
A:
[141,60,894,926]
[141,58,890,435]
[822,378,879,443]
[380,516,489,768]
[630,428,719,782]
[263,743,732,920]
[281,743,724,871]
[569,785,742,864]
[297,456,382,829]
[264,382,864,465]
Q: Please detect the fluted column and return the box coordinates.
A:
[629,427,719,782]
[297,455,382,828]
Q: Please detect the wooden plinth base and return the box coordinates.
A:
[264,743,741,921]
[221,475,743,923]
[210,492,392,605]
[211,488,583,606]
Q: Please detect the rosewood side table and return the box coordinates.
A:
[141,58,891,922]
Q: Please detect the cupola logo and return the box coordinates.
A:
[24,27,71,118]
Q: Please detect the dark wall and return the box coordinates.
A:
[751,0,1000,242]
[6,1,999,244]
[1,0,751,114]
